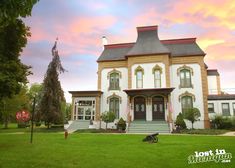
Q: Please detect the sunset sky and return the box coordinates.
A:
[21,0,235,102]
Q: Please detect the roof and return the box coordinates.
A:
[97,26,206,62]
[69,91,103,97]
[123,88,175,97]
[126,26,170,56]
[207,69,220,76]
[208,94,235,100]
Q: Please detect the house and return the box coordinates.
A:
[68,25,235,133]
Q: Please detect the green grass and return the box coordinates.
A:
[0,132,234,168]
[179,129,229,135]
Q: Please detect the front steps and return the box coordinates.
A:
[64,120,90,133]
[127,120,170,134]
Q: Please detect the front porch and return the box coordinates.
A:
[124,88,175,122]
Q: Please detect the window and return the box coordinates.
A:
[180,69,192,88]
[154,70,161,88]
[109,73,119,90]
[208,103,215,113]
[75,100,95,120]
[136,71,143,88]
[181,96,193,115]
[233,103,235,116]
[109,97,119,118]
[222,103,230,116]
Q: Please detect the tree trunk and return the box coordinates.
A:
[106,122,107,130]
[4,116,8,129]
[192,122,194,129]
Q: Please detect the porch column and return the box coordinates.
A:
[71,97,75,120]
[95,96,101,121]
[127,96,132,124]
[168,94,174,132]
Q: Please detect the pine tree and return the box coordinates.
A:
[39,40,66,128]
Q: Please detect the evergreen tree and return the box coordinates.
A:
[175,113,186,130]
[39,40,66,128]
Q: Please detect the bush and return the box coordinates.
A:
[211,115,235,130]
[35,122,41,127]
[175,113,186,131]
[117,118,126,131]
[18,122,30,128]
[100,111,116,129]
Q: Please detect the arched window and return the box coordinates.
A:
[136,70,143,88]
[180,69,192,88]
[181,96,193,115]
[109,72,119,90]
[154,70,161,88]
[109,97,119,118]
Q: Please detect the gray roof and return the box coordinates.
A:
[207,69,219,76]
[126,29,170,56]
[98,47,131,61]
[208,94,235,100]
[164,43,205,57]
[97,26,206,62]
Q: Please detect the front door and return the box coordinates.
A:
[134,96,146,120]
[152,96,165,120]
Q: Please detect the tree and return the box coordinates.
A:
[0,0,39,27]
[184,108,201,129]
[175,113,186,130]
[0,19,32,99]
[0,0,39,106]
[100,111,116,129]
[0,85,30,128]
[28,83,43,123]
[39,41,66,128]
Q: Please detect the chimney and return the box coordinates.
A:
[102,36,108,49]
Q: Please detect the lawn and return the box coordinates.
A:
[0,131,234,168]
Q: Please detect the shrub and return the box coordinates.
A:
[100,111,116,129]
[175,113,186,130]
[184,108,200,129]
[117,118,126,131]
[211,115,235,130]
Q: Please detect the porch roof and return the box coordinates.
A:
[123,88,175,97]
[69,90,103,97]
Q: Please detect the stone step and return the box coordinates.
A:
[128,121,170,133]
[65,120,90,133]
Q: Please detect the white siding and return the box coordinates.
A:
[131,63,166,89]
[208,100,235,119]
[207,76,218,94]
[100,68,128,120]
[170,64,204,129]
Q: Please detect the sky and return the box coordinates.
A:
[21,0,235,103]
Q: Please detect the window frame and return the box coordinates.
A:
[109,97,119,119]
[208,103,215,113]
[154,69,161,88]
[109,72,120,90]
[136,70,143,88]
[181,96,193,115]
[180,69,192,88]
[222,103,230,116]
